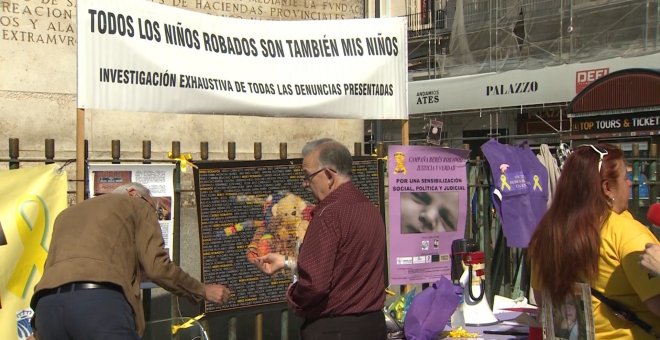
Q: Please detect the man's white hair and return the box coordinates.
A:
[111,182,151,197]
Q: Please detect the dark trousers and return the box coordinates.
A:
[35,288,139,340]
[301,310,386,340]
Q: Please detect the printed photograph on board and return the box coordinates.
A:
[93,170,131,195]
[542,283,595,340]
[400,191,459,233]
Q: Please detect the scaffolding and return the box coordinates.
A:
[406,0,660,80]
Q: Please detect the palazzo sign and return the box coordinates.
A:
[409,54,660,114]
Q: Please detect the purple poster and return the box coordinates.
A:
[388,145,469,285]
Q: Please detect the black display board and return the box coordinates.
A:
[194,157,381,313]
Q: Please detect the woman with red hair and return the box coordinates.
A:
[529,143,660,339]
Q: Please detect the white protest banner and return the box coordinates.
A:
[77,0,408,119]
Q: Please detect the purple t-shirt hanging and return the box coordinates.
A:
[481,139,537,248]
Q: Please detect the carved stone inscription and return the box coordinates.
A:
[1,0,76,46]
[195,158,379,312]
[152,0,363,21]
[0,0,362,48]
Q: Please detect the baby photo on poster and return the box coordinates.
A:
[400,191,459,233]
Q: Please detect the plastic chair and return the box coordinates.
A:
[142,316,209,340]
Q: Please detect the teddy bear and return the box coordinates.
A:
[246,192,312,263]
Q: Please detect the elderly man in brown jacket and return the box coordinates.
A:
[30,183,230,339]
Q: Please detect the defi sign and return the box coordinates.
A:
[576,68,609,93]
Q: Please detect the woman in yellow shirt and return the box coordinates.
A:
[528,144,660,339]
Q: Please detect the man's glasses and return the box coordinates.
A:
[303,168,336,183]
[581,144,608,173]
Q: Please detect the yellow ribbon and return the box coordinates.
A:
[8,195,49,298]
[167,152,198,173]
[533,175,543,191]
[500,174,512,191]
[171,314,205,335]
[444,326,479,338]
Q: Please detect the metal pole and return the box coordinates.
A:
[228,142,236,160]
[201,142,209,161]
[9,138,19,170]
[76,108,85,203]
[279,143,287,160]
[143,140,152,164]
[254,142,262,160]
[45,139,55,164]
